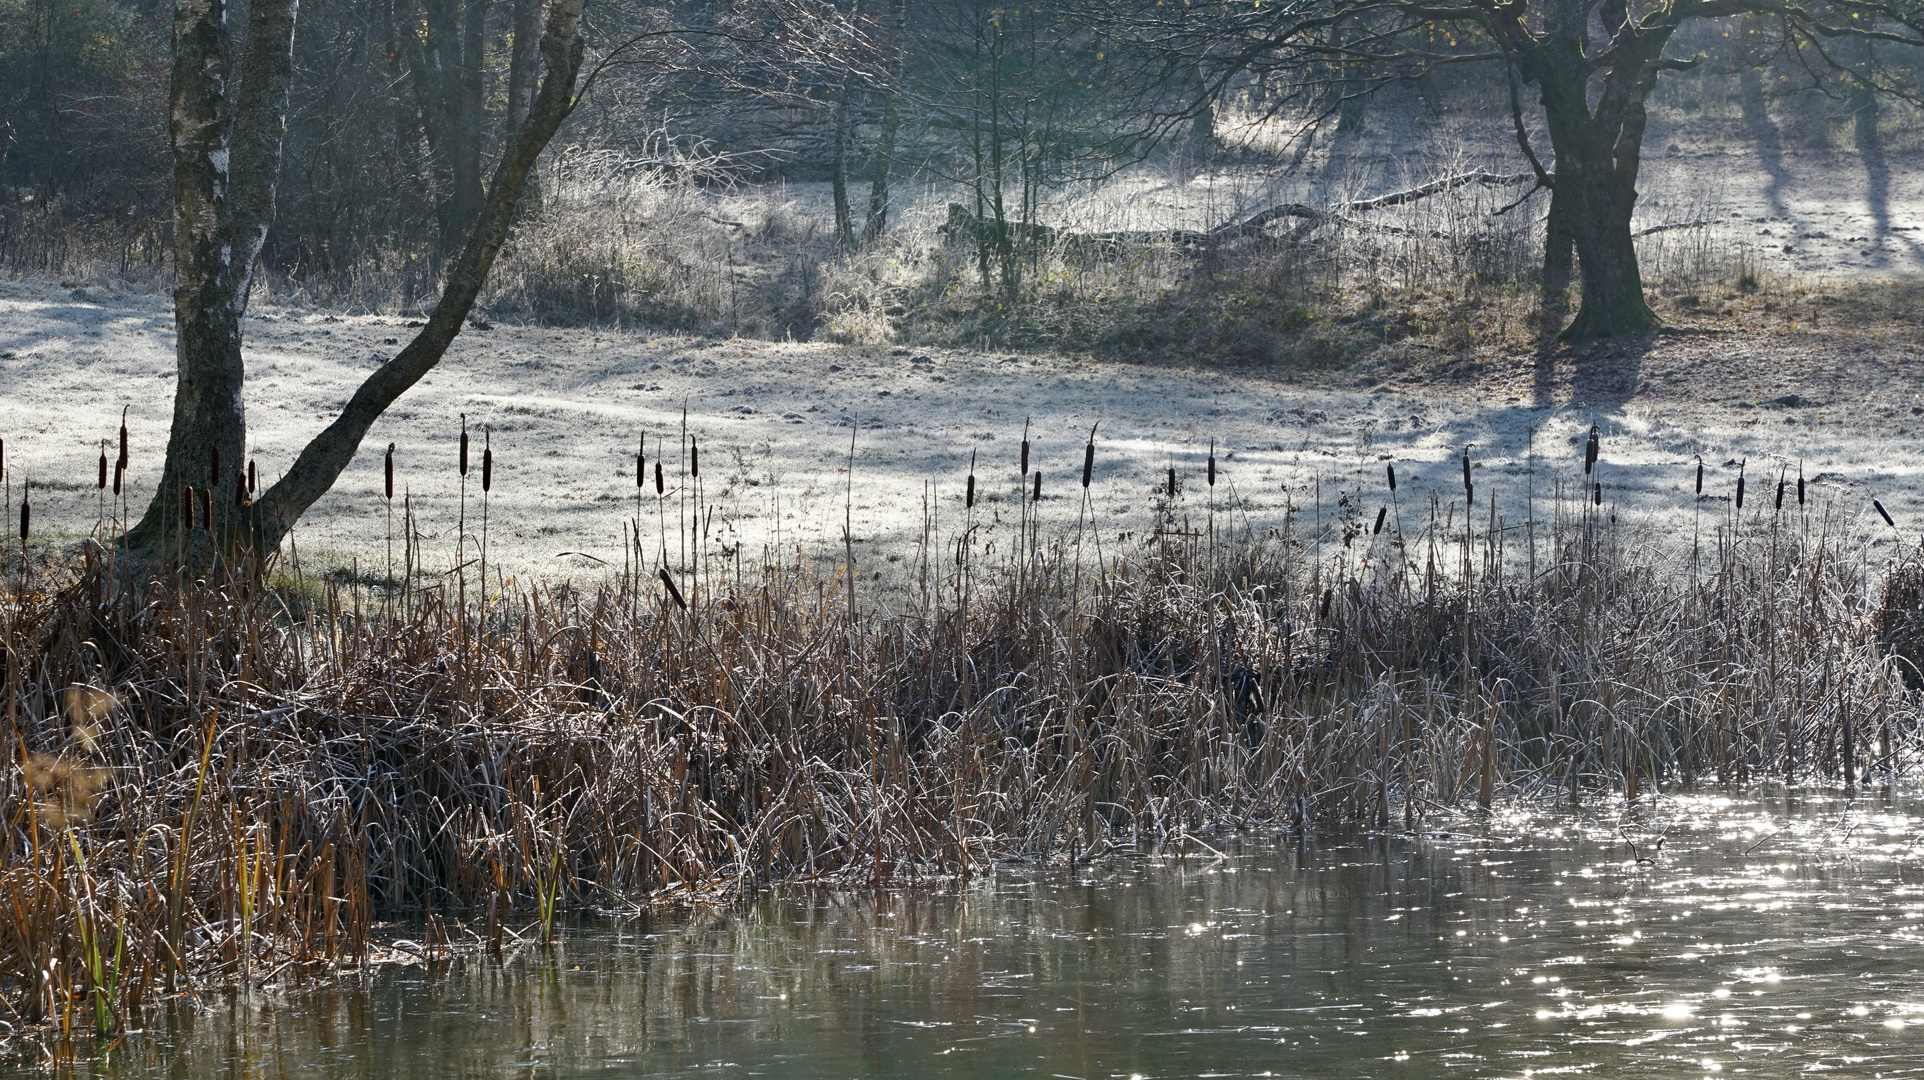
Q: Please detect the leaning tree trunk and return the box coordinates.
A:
[128,0,586,563]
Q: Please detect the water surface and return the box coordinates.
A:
[66,791,1924,1078]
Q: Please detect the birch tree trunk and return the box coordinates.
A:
[127,0,587,563]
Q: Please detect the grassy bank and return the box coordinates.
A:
[1,463,1920,1042]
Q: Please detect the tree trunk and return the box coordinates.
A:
[124,0,299,559]
[830,81,854,249]
[128,0,585,562]
[507,0,544,217]
[861,0,903,245]
[1541,179,1573,312]
[1531,48,1657,341]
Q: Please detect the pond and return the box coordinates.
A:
[52,791,1924,1078]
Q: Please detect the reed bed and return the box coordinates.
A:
[0,434,1919,1046]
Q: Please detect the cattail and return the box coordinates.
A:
[235,467,247,506]
[1461,447,1474,507]
[1167,467,1177,498]
[1081,426,1096,489]
[1386,462,1396,493]
[112,461,122,497]
[654,461,664,496]
[384,443,395,500]
[1032,471,1041,503]
[636,436,645,489]
[97,445,107,490]
[1593,481,1602,507]
[1207,439,1217,487]
[199,485,212,530]
[1875,499,1896,528]
[182,483,193,527]
[0,436,6,478]
[1776,477,1786,511]
[459,415,469,476]
[1797,466,1805,506]
[691,438,700,480]
[1373,506,1386,535]
[482,429,492,493]
[658,567,688,611]
[965,449,977,509]
[1020,419,1030,474]
[1583,424,1599,475]
[1736,464,1746,510]
[247,459,256,495]
[1695,457,1703,495]
[1319,588,1332,620]
[19,484,28,542]
[117,406,128,472]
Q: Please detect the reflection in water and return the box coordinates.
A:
[64,792,1924,1078]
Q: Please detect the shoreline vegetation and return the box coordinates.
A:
[2,429,1922,1052]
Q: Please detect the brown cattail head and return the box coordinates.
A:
[636,436,645,489]
[1593,481,1602,507]
[1373,506,1387,535]
[965,449,976,509]
[235,467,247,506]
[1081,425,1097,489]
[1695,457,1703,495]
[118,405,129,471]
[19,484,28,542]
[1776,477,1786,511]
[691,437,700,479]
[1167,467,1177,498]
[384,443,395,500]
[1207,439,1217,487]
[0,436,6,477]
[1020,417,1031,475]
[1736,462,1746,510]
[482,428,492,493]
[112,460,122,496]
[1319,587,1333,620]
[1584,424,1599,475]
[1461,447,1474,507]
[180,483,192,528]
[247,459,256,494]
[654,461,664,496]
[459,415,470,477]
[1798,466,1805,506]
[199,485,212,530]
[1387,462,1396,493]
[1032,470,1041,503]
[97,445,107,490]
[1876,498,1896,528]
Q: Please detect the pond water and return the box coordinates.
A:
[60,791,1924,1078]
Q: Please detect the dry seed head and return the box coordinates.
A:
[384,443,395,500]
[235,467,247,506]
[1584,424,1599,475]
[655,461,665,495]
[1798,466,1805,506]
[112,460,122,496]
[248,459,256,494]
[1373,506,1387,535]
[17,483,26,542]
[460,415,470,476]
[118,405,129,471]
[1695,456,1703,495]
[1207,439,1217,487]
[1032,471,1041,503]
[1876,498,1897,528]
[1593,482,1602,507]
[199,485,212,530]
[966,449,977,509]
[1737,463,1746,511]
[691,437,700,479]
[636,436,645,489]
[60,685,117,755]
[1776,476,1786,511]
[181,483,193,528]
[1387,462,1396,493]
[482,428,493,493]
[1020,417,1031,474]
[1167,467,1177,499]
[1461,447,1474,507]
[1081,425,1097,489]
[97,444,107,490]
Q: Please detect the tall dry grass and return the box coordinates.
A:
[1,433,1920,1046]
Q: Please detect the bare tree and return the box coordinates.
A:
[1147,0,1924,339]
[124,0,588,561]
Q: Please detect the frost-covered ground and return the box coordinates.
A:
[4,274,1924,587]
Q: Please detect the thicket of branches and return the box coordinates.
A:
[5,0,1924,335]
